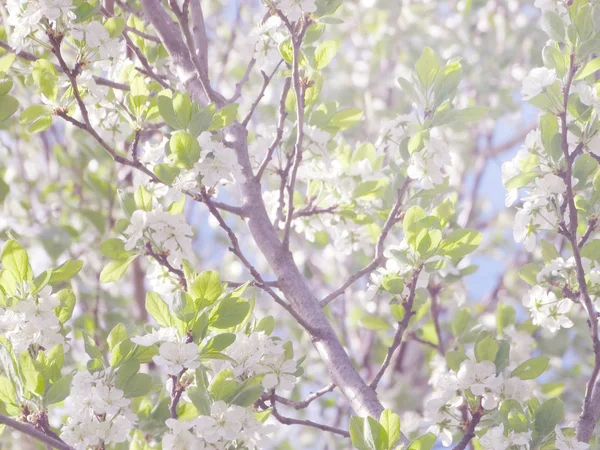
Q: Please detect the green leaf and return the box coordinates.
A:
[403,206,426,236]
[209,369,237,401]
[576,57,600,80]
[170,131,201,169]
[188,386,211,415]
[453,107,487,122]
[504,172,539,190]
[145,292,173,327]
[534,398,564,435]
[518,263,541,285]
[474,334,498,362]
[364,416,388,450]
[0,376,17,406]
[202,333,236,353]
[511,356,550,380]
[134,185,153,211]
[55,289,76,323]
[173,92,192,129]
[107,323,128,351]
[82,331,104,361]
[209,103,238,131]
[415,47,440,89]
[122,373,152,397]
[104,17,125,38]
[210,296,250,329]
[446,351,468,372]
[381,275,404,295]
[442,229,482,259]
[1,240,33,282]
[19,105,52,133]
[314,40,340,69]
[100,238,136,260]
[379,409,401,449]
[350,416,369,450]
[407,432,437,450]
[45,374,72,405]
[20,352,44,396]
[0,54,16,74]
[540,239,560,263]
[360,316,391,331]
[542,11,565,42]
[328,108,362,131]
[157,90,183,129]
[582,240,600,262]
[0,96,18,122]
[32,60,58,101]
[189,271,222,305]
[49,260,83,283]
[99,255,136,283]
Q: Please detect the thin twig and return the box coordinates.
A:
[241,59,284,126]
[369,265,423,389]
[256,77,292,180]
[320,179,411,307]
[263,396,349,438]
[271,383,336,410]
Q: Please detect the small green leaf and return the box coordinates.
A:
[314,40,340,69]
[210,297,250,329]
[415,47,440,89]
[99,255,136,283]
[511,356,550,380]
[122,373,152,397]
[145,292,173,327]
[534,398,564,435]
[407,432,437,450]
[170,131,201,169]
[45,375,72,405]
[1,240,33,282]
[576,57,600,80]
[442,229,482,259]
[379,409,401,449]
[55,289,76,323]
[474,334,498,362]
[189,271,222,305]
[0,96,18,122]
[328,108,362,131]
[446,351,468,372]
[49,260,83,283]
[104,17,125,38]
[209,103,238,131]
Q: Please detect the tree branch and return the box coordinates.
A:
[369,265,423,389]
[320,179,411,307]
[0,414,74,450]
[271,383,336,410]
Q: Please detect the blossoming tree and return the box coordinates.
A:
[1,0,600,448]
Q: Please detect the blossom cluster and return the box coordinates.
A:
[162,401,273,450]
[0,285,64,352]
[60,370,136,449]
[124,209,194,267]
[211,331,298,391]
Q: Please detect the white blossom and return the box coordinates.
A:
[521,67,557,100]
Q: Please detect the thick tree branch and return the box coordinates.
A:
[0,414,74,450]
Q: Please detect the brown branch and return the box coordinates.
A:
[320,179,411,307]
[145,242,187,289]
[126,26,162,43]
[281,22,310,250]
[0,414,74,450]
[256,77,292,180]
[271,383,336,410]
[369,265,423,389]
[263,396,349,438]
[241,59,284,126]
[199,188,315,332]
[293,204,338,219]
[578,219,597,248]
[0,39,130,91]
[453,406,483,450]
